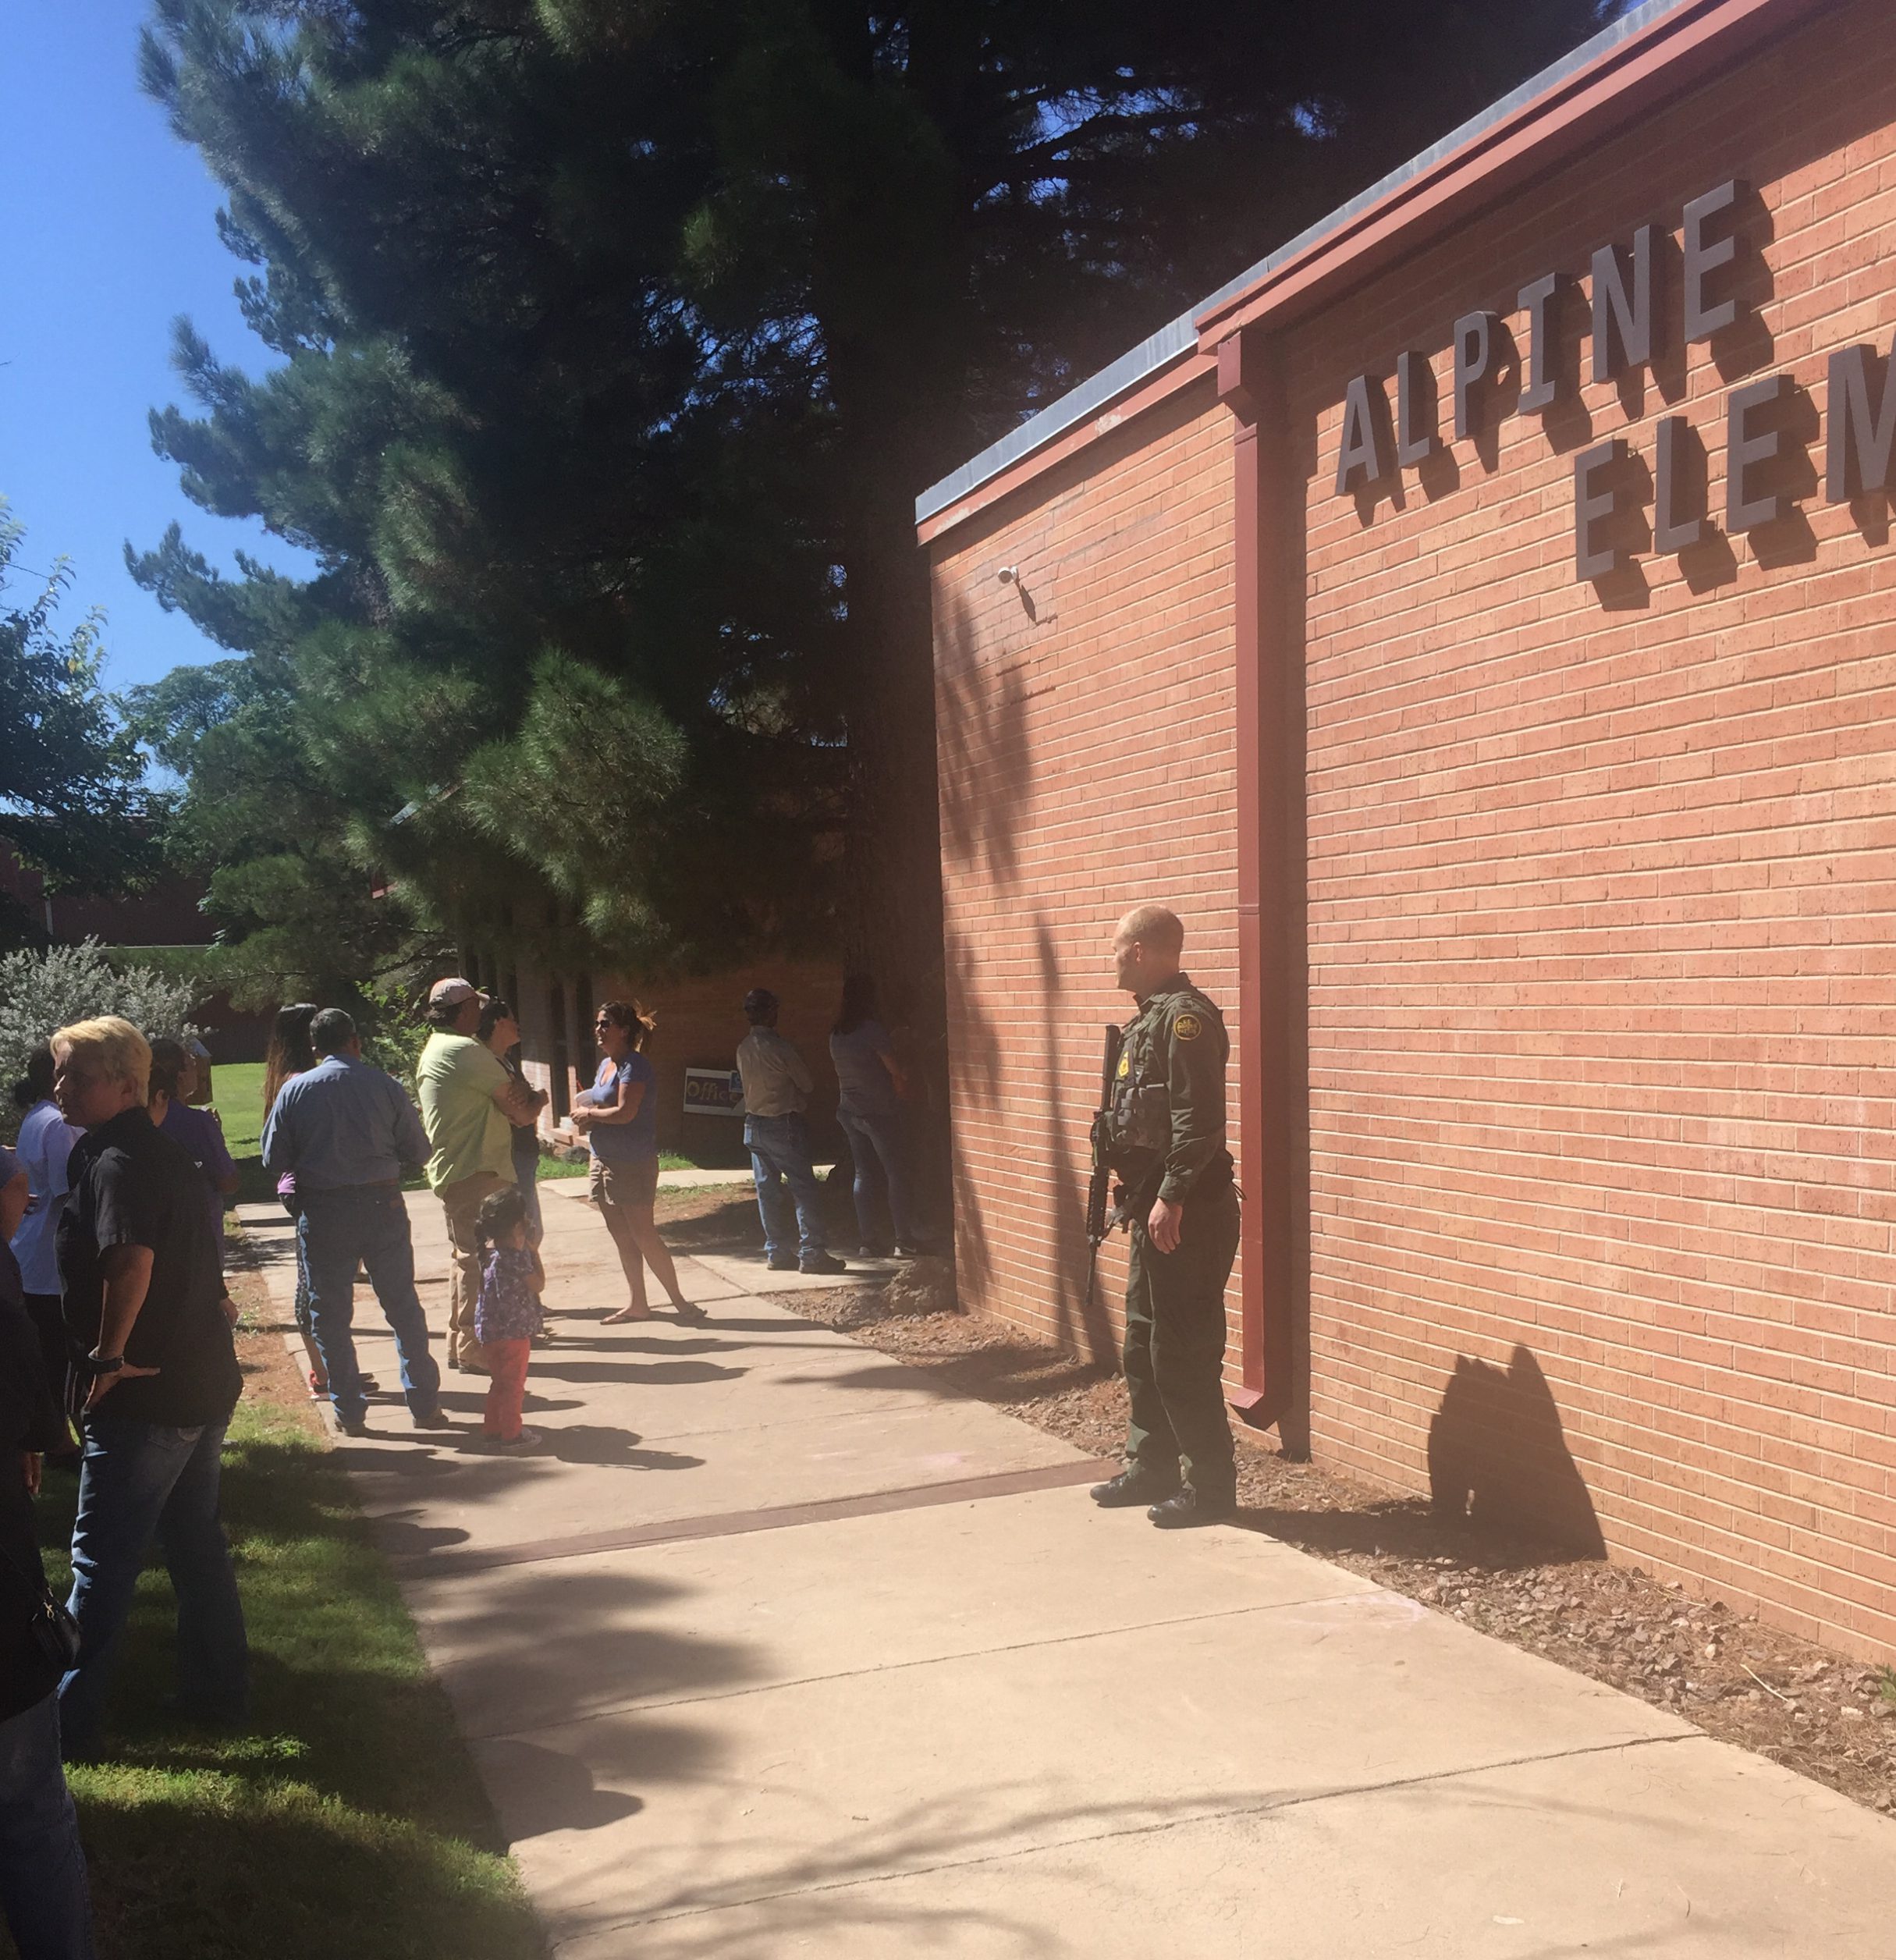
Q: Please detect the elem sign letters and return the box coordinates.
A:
[1330,179,1896,582]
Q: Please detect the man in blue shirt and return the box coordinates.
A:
[261,1010,447,1436]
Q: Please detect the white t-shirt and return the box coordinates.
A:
[11,1098,83,1294]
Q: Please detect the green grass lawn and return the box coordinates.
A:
[28,1349,542,1960]
[209,1060,267,1159]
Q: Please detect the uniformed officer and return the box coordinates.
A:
[1089,904,1241,1528]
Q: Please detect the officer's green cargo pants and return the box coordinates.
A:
[1121,1180,1241,1504]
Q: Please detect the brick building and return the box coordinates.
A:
[0,846,272,1061]
[920,0,1896,1656]
[464,946,844,1165]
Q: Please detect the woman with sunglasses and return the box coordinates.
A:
[571,1002,706,1326]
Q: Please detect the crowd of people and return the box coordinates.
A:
[0,966,938,1958]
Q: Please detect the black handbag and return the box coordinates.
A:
[2,1541,80,1673]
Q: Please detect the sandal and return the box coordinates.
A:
[602,1304,656,1324]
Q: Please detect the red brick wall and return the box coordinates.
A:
[508,956,844,1160]
[1289,0,1896,1657]
[930,0,1896,1656]
[932,384,1240,1363]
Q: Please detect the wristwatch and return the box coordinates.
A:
[86,1354,125,1377]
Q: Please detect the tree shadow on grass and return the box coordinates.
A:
[29,1409,752,1960]
[62,1762,547,1960]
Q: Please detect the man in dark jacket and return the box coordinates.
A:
[51,1017,247,1759]
[1088,905,1242,1529]
[0,1138,98,1957]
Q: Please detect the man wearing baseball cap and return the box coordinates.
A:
[415,980,547,1370]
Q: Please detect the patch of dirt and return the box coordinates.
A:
[791,1273,1896,1817]
[652,1184,768,1242]
[223,1252,326,1437]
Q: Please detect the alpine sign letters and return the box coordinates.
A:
[1331,179,1895,583]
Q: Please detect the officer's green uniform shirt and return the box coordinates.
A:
[1107,974,1234,1205]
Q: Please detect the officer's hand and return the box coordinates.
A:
[1147,1197,1184,1254]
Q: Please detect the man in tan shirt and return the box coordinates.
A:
[415,978,546,1369]
[736,989,844,1276]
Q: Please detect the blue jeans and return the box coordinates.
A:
[0,1692,94,1958]
[838,1108,924,1248]
[61,1414,248,1757]
[298,1184,443,1425]
[745,1113,827,1260]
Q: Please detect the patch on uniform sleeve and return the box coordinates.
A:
[1117,1053,1131,1078]
[1173,1012,1203,1042]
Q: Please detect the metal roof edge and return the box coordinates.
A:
[914,0,1698,530]
[913,307,1201,524]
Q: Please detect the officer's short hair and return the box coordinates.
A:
[1117,904,1184,957]
[311,1009,357,1056]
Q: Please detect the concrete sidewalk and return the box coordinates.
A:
[240,1185,1896,1957]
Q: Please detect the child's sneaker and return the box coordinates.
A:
[493,1426,543,1452]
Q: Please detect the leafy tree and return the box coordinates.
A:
[133,0,1620,1014]
[0,507,153,945]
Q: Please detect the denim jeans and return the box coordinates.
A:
[0,1692,95,1958]
[837,1108,925,1248]
[744,1113,828,1260]
[61,1414,248,1757]
[298,1184,444,1424]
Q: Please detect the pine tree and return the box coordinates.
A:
[133,0,1620,1012]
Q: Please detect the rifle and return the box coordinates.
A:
[1085,1024,1125,1310]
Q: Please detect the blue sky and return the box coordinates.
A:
[1,2,311,694]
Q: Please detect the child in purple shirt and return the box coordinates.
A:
[474,1184,545,1450]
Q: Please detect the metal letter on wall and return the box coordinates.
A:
[1654,417,1706,552]
[1592,226,1656,381]
[1727,375,1789,531]
[1725,372,1788,529]
[1826,343,1896,499]
[1451,311,1497,441]
[1334,374,1388,494]
[1681,179,1743,343]
[1574,439,1628,579]
[1396,350,1436,463]
[1518,272,1571,413]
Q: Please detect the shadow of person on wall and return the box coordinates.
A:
[1426,1345,1604,1557]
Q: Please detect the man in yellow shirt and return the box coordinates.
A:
[415,979,546,1370]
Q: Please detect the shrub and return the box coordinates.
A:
[0,939,203,1121]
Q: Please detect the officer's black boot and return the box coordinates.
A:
[1090,1465,1181,1508]
[1147,1486,1237,1529]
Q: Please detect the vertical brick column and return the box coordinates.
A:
[1217,327,1307,1439]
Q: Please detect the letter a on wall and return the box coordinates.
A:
[1335,375,1388,495]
